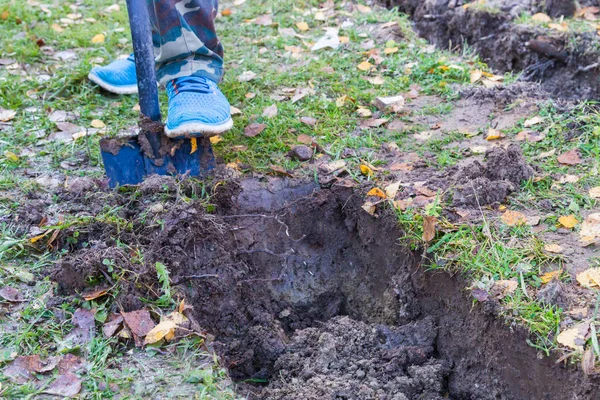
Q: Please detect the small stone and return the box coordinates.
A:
[66,177,95,194]
[149,203,164,213]
[374,95,405,112]
[288,145,313,161]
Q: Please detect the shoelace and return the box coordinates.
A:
[170,77,211,95]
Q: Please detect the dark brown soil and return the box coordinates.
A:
[45,176,600,399]
[385,0,600,99]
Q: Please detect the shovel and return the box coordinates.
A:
[100,0,215,188]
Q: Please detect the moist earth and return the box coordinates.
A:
[384,0,600,99]
[45,176,599,399]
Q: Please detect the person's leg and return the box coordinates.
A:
[148,0,224,85]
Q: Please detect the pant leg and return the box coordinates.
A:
[147,0,224,85]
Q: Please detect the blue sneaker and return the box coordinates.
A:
[164,76,233,138]
[88,54,138,95]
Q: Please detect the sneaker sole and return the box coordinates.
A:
[164,118,234,138]
[88,72,139,95]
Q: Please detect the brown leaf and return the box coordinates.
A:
[589,187,600,199]
[359,118,388,128]
[3,355,60,383]
[577,268,600,288]
[0,286,25,302]
[491,280,518,299]
[121,309,155,346]
[244,123,266,137]
[415,185,437,198]
[501,210,527,226]
[297,134,314,144]
[254,14,273,26]
[102,315,124,338]
[43,372,82,397]
[422,216,437,242]
[81,287,109,301]
[543,244,563,254]
[582,348,596,375]
[262,104,278,118]
[269,165,293,177]
[389,163,413,171]
[300,117,317,126]
[580,213,600,245]
[57,354,85,374]
[557,150,582,165]
[0,107,17,122]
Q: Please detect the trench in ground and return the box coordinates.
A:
[154,179,589,399]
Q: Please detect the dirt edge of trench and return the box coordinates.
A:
[384,0,600,100]
[51,177,599,399]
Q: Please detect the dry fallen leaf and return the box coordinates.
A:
[558,215,578,229]
[90,119,105,128]
[580,213,600,245]
[366,187,386,198]
[531,12,552,22]
[357,61,373,71]
[491,280,518,299]
[43,372,82,397]
[144,320,177,344]
[422,216,437,242]
[362,201,376,215]
[501,210,527,226]
[589,187,600,199]
[576,267,600,288]
[296,21,309,31]
[523,116,543,127]
[254,14,273,26]
[91,33,105,44]
[262,104,278,118]
[121,309,155,345]
[557,323,589,351]
[384,181,401,199]
[540,270,562,283]
[543,243,563,254]
[81,287,108,301]
[0,107,16,122]
[237,70,257,82]
[582,348,596,376]
[557,150,582,165]
[356,4,371,13]
[356,107,373,118]
[0,287,25,302]
[486,128,504,141]
[209,136,223,144]
[244,123,266,137]
[360,164,374,177]
[269,165,293,177]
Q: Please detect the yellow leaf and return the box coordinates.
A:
[531,12,552,22]
[1,10,9,20]
[357,61,373,71]
[557,323,590,351]
[336,95,348,107]
[359,164,373,177]
[540,270,562,284]
[51,23,64,33]
[384,47,398,55]
[558,215,578,229]
[165,311,187,325]
[577,268,600,288]
[580,213,600,245]
[178,299,185,313]
[91,33,105,44]
[82,288,108,301]
[589,187,600,199]
[190,138,198,154]
[501,210,527,226]
[4,151,19,162]
[486,128,504,140]
[356,4,371,13]
[366,187,386,198]
[210,136,223,144]
[548,22,568,32]
[143,320,177,345]
[339,36,349,44]
[30,231,51,244]
[296,21,309,31]
[543,243,563,254]
[90,119,105,128]
[523,116,542,127]
[422,216,437,242]
[470,69,483,83]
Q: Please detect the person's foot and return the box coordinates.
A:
[88,54,138,95]
[164,76,233,138]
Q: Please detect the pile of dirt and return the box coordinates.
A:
[385,0,600,99]
[448,144,535,207]
[263,316,449,400]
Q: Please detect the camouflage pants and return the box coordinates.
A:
[147,0,223,85]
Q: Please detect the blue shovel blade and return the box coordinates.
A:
[100,136,215,188]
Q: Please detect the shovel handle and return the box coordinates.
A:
[125,0,162,157]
